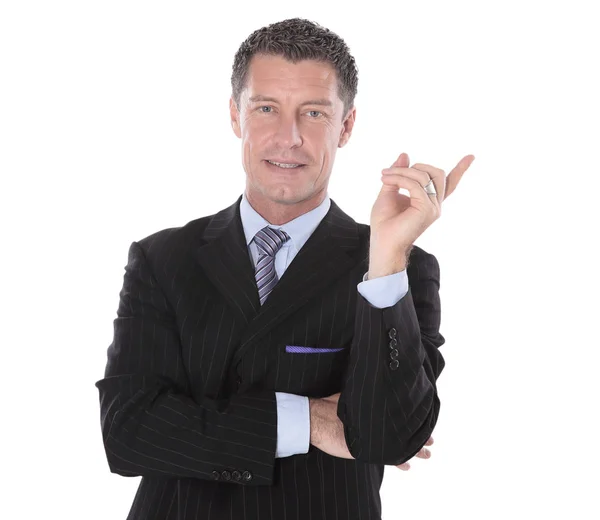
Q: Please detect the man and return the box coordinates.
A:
[95,17,474,520]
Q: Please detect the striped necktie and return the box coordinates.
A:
[254,225,291,306]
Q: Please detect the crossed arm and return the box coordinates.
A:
[96,241,444,487]
[337,247,445,465]
[279,247,445,466]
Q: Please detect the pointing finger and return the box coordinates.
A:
[445,155,475,199]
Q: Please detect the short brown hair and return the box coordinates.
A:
[231,18,359,121]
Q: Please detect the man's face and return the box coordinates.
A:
[230,54,355,214]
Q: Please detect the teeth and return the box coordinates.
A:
[267,160,301,169]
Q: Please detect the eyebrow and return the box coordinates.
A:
[248,95,334,107]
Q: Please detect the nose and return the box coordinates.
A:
[273,113,303,149]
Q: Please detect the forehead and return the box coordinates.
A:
[244,54,339,102]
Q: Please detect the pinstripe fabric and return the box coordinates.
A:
[95,194,446,519]
[254,226,291,306]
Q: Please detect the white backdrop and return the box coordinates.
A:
[1,1,598,518]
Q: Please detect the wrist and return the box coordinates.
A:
[368,246,410,280]
[368,258,408,279]
[308,397,323,447]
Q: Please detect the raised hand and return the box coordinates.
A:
[368,153,475,278]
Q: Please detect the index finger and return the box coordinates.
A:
[444,155,475,200]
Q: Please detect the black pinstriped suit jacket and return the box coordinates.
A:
[95,194,445,519]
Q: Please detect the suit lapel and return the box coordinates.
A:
[193,194,364,366]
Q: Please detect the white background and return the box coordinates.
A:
[1,1,598,518]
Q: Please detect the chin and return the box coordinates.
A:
[264,186,310,203]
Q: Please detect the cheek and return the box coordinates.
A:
[243,129,269,156]
[241,136,260,162]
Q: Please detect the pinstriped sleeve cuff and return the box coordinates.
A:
[274,392,310,458]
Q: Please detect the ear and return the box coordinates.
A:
[338,107,356,148]
[229,96,241,138]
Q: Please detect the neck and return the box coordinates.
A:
[245,188,327,225]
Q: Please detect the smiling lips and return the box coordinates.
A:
[266,159,304,169]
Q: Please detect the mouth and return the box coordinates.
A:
[264,159,306,171]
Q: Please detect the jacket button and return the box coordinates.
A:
[389,359,399,370]
[232,470,242,481]
[388,328,397,339]
[211,470,220,480]
[390,348,399,359]
[242,470,252,482]
[221,470,231,480]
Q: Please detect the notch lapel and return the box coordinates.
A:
[193,194,364,366]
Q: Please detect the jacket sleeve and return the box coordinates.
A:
[95,241,278,486]
[337,248,445,465]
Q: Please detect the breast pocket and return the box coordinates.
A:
[280,345,349,397]
[285,345,345,354]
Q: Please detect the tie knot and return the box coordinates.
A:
[254,226,290,257]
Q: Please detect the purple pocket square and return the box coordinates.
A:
[285,345,345,354]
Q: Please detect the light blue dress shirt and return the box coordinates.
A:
[240,191,409,458]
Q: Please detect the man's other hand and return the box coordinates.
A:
[309,392,434,470]
[396,435,434,471]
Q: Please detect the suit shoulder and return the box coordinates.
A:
[134,214,213,260]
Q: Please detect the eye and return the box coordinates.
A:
[307,110,322,118]
[259,106,273,113]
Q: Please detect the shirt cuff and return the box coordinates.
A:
[357,270,409,309]
[274,392,310,458]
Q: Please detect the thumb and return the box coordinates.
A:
[390,152,410,169]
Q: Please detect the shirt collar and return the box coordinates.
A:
[240,190,331,252]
